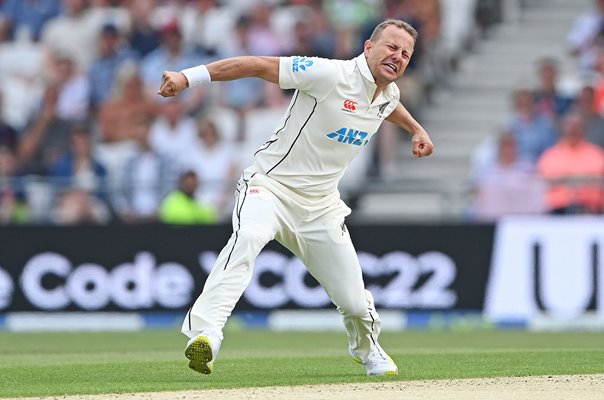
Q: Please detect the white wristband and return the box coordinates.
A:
[180,65,211,87]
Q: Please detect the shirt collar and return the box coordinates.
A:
[355,53,375,84]
[355,53,395,104]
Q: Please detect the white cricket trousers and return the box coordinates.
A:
[182,171,382,361]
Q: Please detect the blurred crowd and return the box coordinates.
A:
[468,0,604,221]
[7,0,600,226]
[1,0,476,225]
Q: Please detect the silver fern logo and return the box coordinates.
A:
[292,57,314,72]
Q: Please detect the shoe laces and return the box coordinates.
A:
[366,343,391,365]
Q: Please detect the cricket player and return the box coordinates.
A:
[158,19,434,376]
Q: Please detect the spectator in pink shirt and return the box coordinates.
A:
[472,131,546,221]
[537,113,604,214]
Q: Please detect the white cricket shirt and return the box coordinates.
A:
[247,54,400,198]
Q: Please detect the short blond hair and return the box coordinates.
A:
[370,19,418,42]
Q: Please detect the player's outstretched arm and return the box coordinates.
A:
[386,103,434,158]
[158,56,280,98]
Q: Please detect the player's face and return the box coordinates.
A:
[364,25,415,87]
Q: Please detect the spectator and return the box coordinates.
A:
[180,0,236,57]
[98,62,156,142]
[575,85,604,148]
[51,187,111,225]
[47,49,91,122]
[139,20,206,112]
[0,145,29,225]
[86,0,131,36]
[183,117,239,216]
[160,170,217,225]
[0,0,61,42]
[537,113,604,214]
[324,0,378,59]
[0,23,45,130]
[507,88,559,164]
[0,90,18,151]
[149,97,198,161]
[40,0,98,70]
[88,23,138,110]
[126,0,161,57]
[147,0,187,28]
[113,117,176,223]
[16,84,73,176]
[567,0,604,76]
[246,1,285,56]
[277,1,336,59]
[288,16,335,59]
[286,18,314,57]
[532,57,574,119]
[472,131,546,221]
[415,0,441,48]
[48,122,108,200]
[219,15,283,115]
[590,48,604,114]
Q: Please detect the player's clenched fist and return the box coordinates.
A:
[411,132,434,158]
[157,71,188,97]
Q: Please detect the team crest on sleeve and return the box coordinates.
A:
[292,56,314,72]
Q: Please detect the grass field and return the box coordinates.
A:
[1,329,603,398]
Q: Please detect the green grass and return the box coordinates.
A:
[0,330,603,398]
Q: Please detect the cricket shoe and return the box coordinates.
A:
[185,333,221,374]
[350,342,398,376]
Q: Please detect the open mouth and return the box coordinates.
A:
[383,63,398,73]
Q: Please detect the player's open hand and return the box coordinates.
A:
[412,132,434,158]
[157,71,188,97]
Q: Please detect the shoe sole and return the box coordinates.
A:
[185,336,213,374]
[367,369,399,376]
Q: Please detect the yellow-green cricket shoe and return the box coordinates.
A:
[351,343,399,376]
[185,334,221,374]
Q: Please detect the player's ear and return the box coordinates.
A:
[363,39,372,56]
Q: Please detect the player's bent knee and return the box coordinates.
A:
[338,301,368,319]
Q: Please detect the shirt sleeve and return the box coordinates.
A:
[382,84,400,118]
[279,56,338,101]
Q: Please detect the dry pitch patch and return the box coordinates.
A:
[8,374,604,400]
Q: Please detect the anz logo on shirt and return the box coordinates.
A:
[326,127,369,146]
[292,56,314,72]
